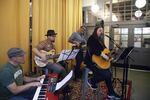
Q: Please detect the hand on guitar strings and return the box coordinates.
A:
[101,52,109,61]
[40,53,47,61]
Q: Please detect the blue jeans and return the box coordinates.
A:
[46,62,66,78]
[74,49,84,79]
[87,65,115,95]
[10,87,36,100]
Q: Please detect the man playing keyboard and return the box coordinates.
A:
[0,48,45,100]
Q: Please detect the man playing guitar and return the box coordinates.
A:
[32,29,66,78]
[68,26,87,81]
[84,20,120,99]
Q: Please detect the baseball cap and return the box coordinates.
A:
[7,48,25,58]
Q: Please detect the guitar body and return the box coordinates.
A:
[34,50,56,67]
[34,56,48,67]
[92,48,112,69]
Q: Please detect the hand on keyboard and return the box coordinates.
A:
[36,75,46,81]
[30,82,43,87]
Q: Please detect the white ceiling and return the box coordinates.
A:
[82,0,97,7]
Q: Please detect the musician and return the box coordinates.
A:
[68,26,87,81]
[32,29,66,78]
[84,22,120,99]
[0,48,45,100]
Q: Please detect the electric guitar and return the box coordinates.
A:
[92,48,114,69]
[34,50,60,67]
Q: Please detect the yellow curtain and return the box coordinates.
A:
[32,0,82,70]
[0,0,30,73]
[32,0,82,51]
[64,0,83,49]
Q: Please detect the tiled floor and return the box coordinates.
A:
[112,67,150,100]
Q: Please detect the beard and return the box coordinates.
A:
[51,40,55,42]
[98,34,104,40]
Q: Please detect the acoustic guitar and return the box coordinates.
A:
[92,48,113,69]
[34,50,59,67]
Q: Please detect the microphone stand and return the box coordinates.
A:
[105,34,121,50]
[61,47,75,73]
[105,35,135,99]
[105,34,125,94]
[105,35,134,62]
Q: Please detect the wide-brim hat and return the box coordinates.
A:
[45,30,57,36]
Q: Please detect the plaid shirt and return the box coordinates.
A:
[36,39,55,52]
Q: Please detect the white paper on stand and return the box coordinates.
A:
[54,70,73,91]
[57,49,79,62]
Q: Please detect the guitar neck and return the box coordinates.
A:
[46,54,59,59]
[72,43,86,50]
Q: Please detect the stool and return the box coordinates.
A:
[81,67,103,100]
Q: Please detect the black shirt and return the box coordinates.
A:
[84,35,106,65]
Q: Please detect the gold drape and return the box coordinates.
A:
[0,0,30,73]
[32,0,82,52]
[32,0,82,70]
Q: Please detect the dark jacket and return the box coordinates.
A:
[84,35,105,66]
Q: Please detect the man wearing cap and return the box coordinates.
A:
[32,29,66,78]
[68,26,87,81]
[0,48,45,100]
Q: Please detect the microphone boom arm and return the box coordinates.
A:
[105,34,121,49]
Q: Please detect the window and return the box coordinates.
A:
[134,27,150,48]
[104,0,150,22]
[114,28,128,47]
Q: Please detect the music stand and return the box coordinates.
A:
[56,49,79,73]
[115,46,134,100]
[49,70,74,93]
[57,49,79,62]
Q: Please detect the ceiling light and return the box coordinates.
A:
[91,4,99,13]
[135,0,146,8]
[135,10,142,17]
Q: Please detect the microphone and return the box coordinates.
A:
[104,34,121,49]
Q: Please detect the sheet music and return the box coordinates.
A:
[57,49,79,62]
[54,70,73,91]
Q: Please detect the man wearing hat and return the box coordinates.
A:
[0,48,45,100]
[32,29,66,78]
